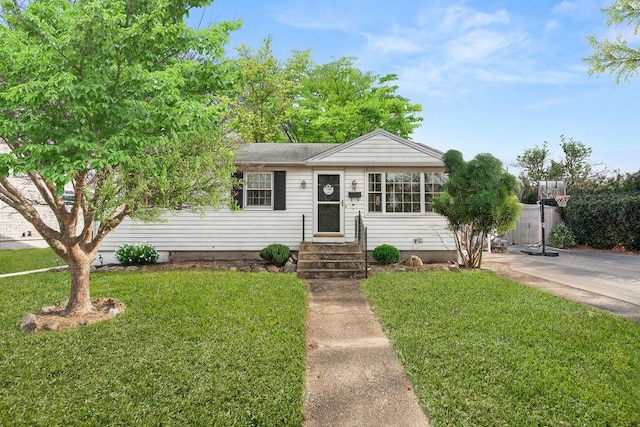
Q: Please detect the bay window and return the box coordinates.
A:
[367,172,446,214]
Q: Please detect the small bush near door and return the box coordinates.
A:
[260,244,291,266]
[372,244,400,265]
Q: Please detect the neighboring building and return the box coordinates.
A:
[0,143,78,250]
[0,143,52,249]
[98,129,456,263]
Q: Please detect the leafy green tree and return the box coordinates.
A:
[515,142,554,202]
[228,37,311,142]
[559,135,595,190]
[287,57,423,143]
[516,136,604,201]
[585,0,640,82]
[227,50,422,143]
[0,0,239,316]
[432,151,521,268]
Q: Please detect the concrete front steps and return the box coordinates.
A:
[297,242,366,279]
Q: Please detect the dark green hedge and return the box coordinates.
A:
[564,193,640,251]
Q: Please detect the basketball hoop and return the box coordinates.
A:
[553,194,570,208]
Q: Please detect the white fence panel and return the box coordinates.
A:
[505,203,562,245]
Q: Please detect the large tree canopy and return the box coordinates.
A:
[286,57,423,143]
[0,0,239,316]
[433,151,520,268]
[228,45,423,143]
[585,0,640,82]
[227,37,310,143]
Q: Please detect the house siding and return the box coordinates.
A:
[100,166,456,261]
[99,168,313,259]
[342,167,455,251]
[98,131,457,263]
[309,134,442,167]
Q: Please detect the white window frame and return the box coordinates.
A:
[367,172,445,215]
[244,171,273,209]
[424,172,446,213]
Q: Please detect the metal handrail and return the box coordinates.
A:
[356,211,368,278]
[302,214,305,242]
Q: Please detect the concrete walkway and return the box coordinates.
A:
[0,267,58,278]
[303,279,429,427]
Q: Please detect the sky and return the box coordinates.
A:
[188,0,639,175]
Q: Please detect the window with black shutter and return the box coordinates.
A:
[232,171,243,209]
[235,171,286,210]
[273,171,286,210]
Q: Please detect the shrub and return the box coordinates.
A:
[115,242,159,266]
[564,193,640,251]
[259,244,291,266]
[548,223,576,249]
[372,244,400,265]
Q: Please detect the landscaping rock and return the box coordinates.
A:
[404,255,424,267]
[18,313,37,332]
[283,260,297,273]
[266,265,280,273]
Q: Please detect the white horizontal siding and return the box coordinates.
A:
[309,135,442,166]
[101,168,314,252]
[100,167,455,255]
[362,214,455,251]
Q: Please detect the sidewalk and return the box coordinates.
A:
[303,279,429,427]
[0,267,58,278]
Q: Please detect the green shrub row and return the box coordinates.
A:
[563,193,640,251]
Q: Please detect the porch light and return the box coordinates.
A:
[301,180,307,189]
[352,180,357,191]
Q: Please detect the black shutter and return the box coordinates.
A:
[232,171,243,209]
[274,171,286,210]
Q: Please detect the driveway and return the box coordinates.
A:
[484,245,640,322]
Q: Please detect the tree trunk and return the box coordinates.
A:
[64,251,94,316]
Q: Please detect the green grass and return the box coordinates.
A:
[364,270,640,427]
[0,248,65,274]
[0,270,307,426]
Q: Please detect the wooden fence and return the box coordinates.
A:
[505,203,562,245]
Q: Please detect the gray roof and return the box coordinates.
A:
[234,143,339,165]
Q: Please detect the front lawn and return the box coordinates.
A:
[0,270,307,426]
[0,247,65,274]
[364,270,640,426]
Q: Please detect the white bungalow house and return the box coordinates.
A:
[97,129,456,264]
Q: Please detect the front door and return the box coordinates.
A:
[315,172,343,236]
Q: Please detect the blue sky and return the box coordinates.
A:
[189,0,639,175]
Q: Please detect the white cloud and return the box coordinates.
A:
[362,32,423,55]
[552,1,579,15]
[446,29,526,63]
[441,5,511,30]
[269,3,357,32]
[272,1,590,101]
[545,19,560,31]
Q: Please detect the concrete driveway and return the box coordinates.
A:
[484,245,640,322]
